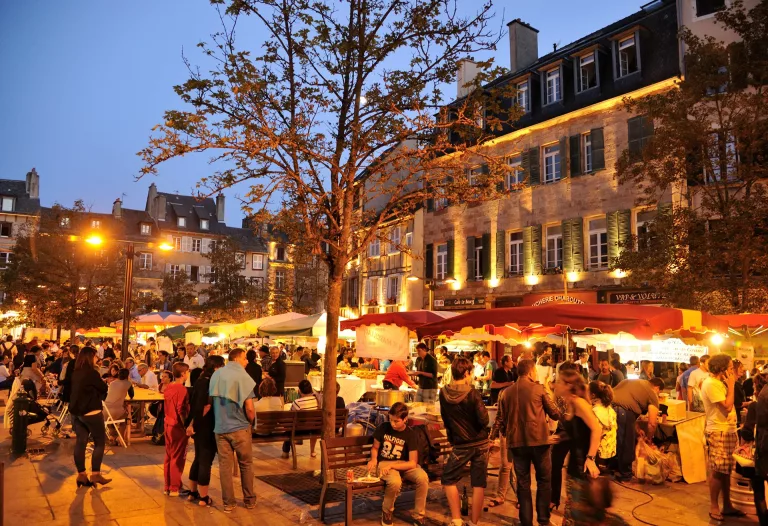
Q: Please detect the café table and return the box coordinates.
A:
[125,387,164,445]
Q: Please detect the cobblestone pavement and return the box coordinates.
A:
[0,407,758,526]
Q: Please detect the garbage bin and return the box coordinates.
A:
[11,391,31,455]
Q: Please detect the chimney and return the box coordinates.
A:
[112,198,122,219]
[146,183,157,217]
[25,168,40,199]
[508,19,539,72]
[216,193,225,223]
[155,194,166,221]
[242,216,253,229]
[456,58,479,99]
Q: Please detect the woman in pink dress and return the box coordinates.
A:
[163,362,190,496]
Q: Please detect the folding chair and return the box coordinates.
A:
[102,402,128,448]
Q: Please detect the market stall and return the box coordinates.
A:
[257,312,356,351]
[113,311,200,343]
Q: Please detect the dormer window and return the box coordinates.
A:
[545,67,561,105]
[91,220,101,229]
[200,219,209,230]
[177,217,186,227]
[1,197,14,212]
[276,246,286,261]
[140,223,151,235]
[577,53,598,92]
[60,217,71,229]
[616,35,639,78]
[516,80,529,113]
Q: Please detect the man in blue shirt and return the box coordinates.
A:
[125,358,142,384]
[679,356,700,409]
[209,348,256,512]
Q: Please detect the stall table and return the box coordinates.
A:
[310,375,378,405]
[126,387,164,445]
[640,411,706,484]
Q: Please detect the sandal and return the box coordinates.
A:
[198,495,213,507]
[311,452,317,458]
[708,512,724,522]
[187,491,200,502]
[486,498,505,508]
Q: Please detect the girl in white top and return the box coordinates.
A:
[588,380,618,466]
[253,377,284,433]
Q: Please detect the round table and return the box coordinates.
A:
[309,375,378,405]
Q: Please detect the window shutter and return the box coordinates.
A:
[628,116,642,159]
[166,263,171,274]
[495,231,506,280]
[607,211,620,263]
[445,175,455,206]
[618,209,631,256]
[523,225,542,276]
[528,147,540,186]
[425,243,434,279]
[185,265,192,278]
[446,238,455,279]
[562,218,573,272]
[569,135,582,177]
[481,232,491,280]
[466,236,476,281]
[558,137,568,180]
[341,280,348,307]
[571,218,584,272]
[591,128,605,170]
[426,197,434,212]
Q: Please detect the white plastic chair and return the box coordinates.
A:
[102,402,128,448]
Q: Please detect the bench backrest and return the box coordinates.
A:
[253,410,296,435]
[293,409,349,435]
[322,435,374,472]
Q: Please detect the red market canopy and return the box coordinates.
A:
[717,314,768,328]
[415,304,727,341]
[340,310,458,331]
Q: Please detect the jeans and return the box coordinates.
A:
[495,434,513,501]
[216,428,256,506]
[614,406,638,479]
[511,445,552,526]
[73,413,106,473]
[550,439,570,507]
[189,432,217,486]
[380,463,429,519]
[416,389,437,403]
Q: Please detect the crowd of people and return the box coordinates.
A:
[7,332,768,525]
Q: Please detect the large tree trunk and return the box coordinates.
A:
[322,269,344,439]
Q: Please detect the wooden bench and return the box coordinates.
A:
[319,431,452,524]
[253,409,348,469]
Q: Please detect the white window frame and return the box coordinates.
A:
[366,277,379,303]
[140,223,151,235]
[60,217,71,229]
[275,269,285,290]
[545,67,561,105]
[1,197,14,212]
[578,53,597,92]
[387,275,401,302]
[589,219,609,270]
[405,232,413,247]
[516,80,529,113]
[436,244,448,280]
[368,238,380,257]
[177,217,186,227]
[169,264,182,277]
[191,238,202,252]
[236,252,246,269]
[706,131,738,183]
[583,133,593,173]
[0,252,11,270]
[435,196,449,210]
[476,104,486,130]
[200,219,209,230]
[139,252,152,270]
[0,223,12,238]
[474,239,483,281]
[544,144,561,183]
[467,166,483,187]
[546,226,563,269]
[509,232,523,275]
[173,236,182,251]
[388,227,401,253]
[91,220,101,229]
[252,254,264,271]
[618,35,638,78]
[507,155,523,189]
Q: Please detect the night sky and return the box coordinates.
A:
[1,0,636,225]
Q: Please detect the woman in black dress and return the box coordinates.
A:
[741,372,768,525]
[554,368,626,525]
[185,355,225,506]
[69,347,110,487]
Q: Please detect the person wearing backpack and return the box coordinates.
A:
[440,356,490,526]
[1,336,16,361]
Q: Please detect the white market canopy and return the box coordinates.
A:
[257,312,355,339]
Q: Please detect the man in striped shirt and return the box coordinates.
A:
[282,379,319,459]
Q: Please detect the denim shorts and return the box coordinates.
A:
[441,443,490,488]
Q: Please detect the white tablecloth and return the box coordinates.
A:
[309,375,377,405]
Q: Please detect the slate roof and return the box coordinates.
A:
[220,226,269,253]
[0,179,40,215]
[39,206,161,244]
[157,192,228,235]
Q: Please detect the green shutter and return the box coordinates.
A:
[566,218,584,272]
[591,128,605,171]
[447,238,455,279]
[618,209,631,252]
[496,231,506,280]
[482,232,492,280]
[607,211,619,263]
[562,218,573,272]
[466,236,475,281]
[425,243,434,279]
[628,116,642,159]
[523,225,542,276]
[558,137,567,180]
[528,147,540,186]
[569,135,582,177]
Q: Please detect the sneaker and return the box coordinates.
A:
[245,501,257,510]
[412,517,426,526]
[223,504,236,513]
[168,491,179,497]
[281,452,290,459]
[381,511,393,526]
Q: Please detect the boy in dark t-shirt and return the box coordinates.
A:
[367,402,429,526]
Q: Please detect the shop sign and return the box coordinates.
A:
[433,297,485,310]
[356,324,410,360]
[523,291,597,307]
[618,338,708,364]
[603,290,666,305]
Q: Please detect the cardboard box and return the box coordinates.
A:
[665,399,687,421]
